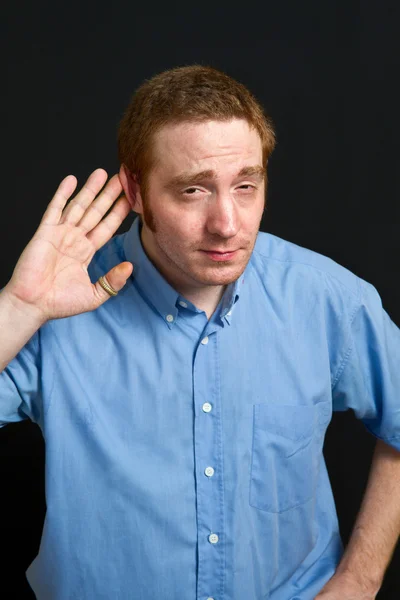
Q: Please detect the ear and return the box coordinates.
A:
[119,164,144,215]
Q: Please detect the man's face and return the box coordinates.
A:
[135,119,266,292]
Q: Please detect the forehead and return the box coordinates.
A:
[151,119,262,175]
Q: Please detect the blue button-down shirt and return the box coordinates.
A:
[1,217,400,600]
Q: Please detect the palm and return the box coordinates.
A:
[8,169,133,321]
[13,224,96,318]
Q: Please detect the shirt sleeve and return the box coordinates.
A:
[332,277,400,451]
[0,331,42,428]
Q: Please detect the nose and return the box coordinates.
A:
[206,194,240,238]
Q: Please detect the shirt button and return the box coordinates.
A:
[208,533,219,544]
[178,301,188,308]
[166,314,174,323]
[226,310,232,316]
[207,598,215,600]
[201,336,209,345]
[202,402,212,413]
[204,466,215,477]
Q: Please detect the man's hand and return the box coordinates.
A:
[315,571,379,599]
[4,169,133,324]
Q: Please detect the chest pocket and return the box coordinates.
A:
[250,403,321,513]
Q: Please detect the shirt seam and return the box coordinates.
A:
[331,275,362,391]
[42,321,61,418]
[252,247,360,300]
[251,248,362,391]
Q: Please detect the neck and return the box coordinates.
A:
[181,285,226,320]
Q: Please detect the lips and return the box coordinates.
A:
[202,249,238,253]
[201,249,239,262]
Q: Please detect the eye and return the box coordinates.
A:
[181,184,256,196]
[238,184,256,191]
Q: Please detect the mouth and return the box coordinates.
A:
[200,249,239,262]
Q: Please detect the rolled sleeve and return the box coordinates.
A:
[0,331,42,428]
[332,277,400,450]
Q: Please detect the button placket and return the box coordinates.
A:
[193,329,225,600]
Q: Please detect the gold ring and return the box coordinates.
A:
[98,275,118,297]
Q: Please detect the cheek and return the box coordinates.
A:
[156,194,204,225]
[159,208,205,240]
[156,216,201,249]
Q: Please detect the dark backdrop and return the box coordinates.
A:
[1,2,400,598]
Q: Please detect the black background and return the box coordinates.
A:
[1,2,400,598]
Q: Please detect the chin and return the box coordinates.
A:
[191,265,246,286]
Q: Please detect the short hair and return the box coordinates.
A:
[117,64,276,201]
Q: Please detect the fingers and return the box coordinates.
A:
[76,174,125,233]
[60,169,111,226]
[40,175,78,226]
[40,169,132,253]
[93,262,134,304]
[86,195,132,250]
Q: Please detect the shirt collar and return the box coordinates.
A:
[123,217,245,327]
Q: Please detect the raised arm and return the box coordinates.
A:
[0,168,133,373]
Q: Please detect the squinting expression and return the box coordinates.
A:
[138,119,267,294]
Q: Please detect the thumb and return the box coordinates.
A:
[94,261,133,303]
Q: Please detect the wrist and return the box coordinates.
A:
[336,526,386,594]
[334,565,382,597]
[1,283,48,329]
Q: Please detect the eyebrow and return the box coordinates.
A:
[165,165,266,191]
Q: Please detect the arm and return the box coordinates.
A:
[0,287,46,373]
[0,169,132,375]
[316,438,400,599]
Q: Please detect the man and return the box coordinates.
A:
[0,65,399,600]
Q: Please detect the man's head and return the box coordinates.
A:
[118,65,276,293]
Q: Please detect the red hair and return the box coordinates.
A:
[117,64,276,202]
